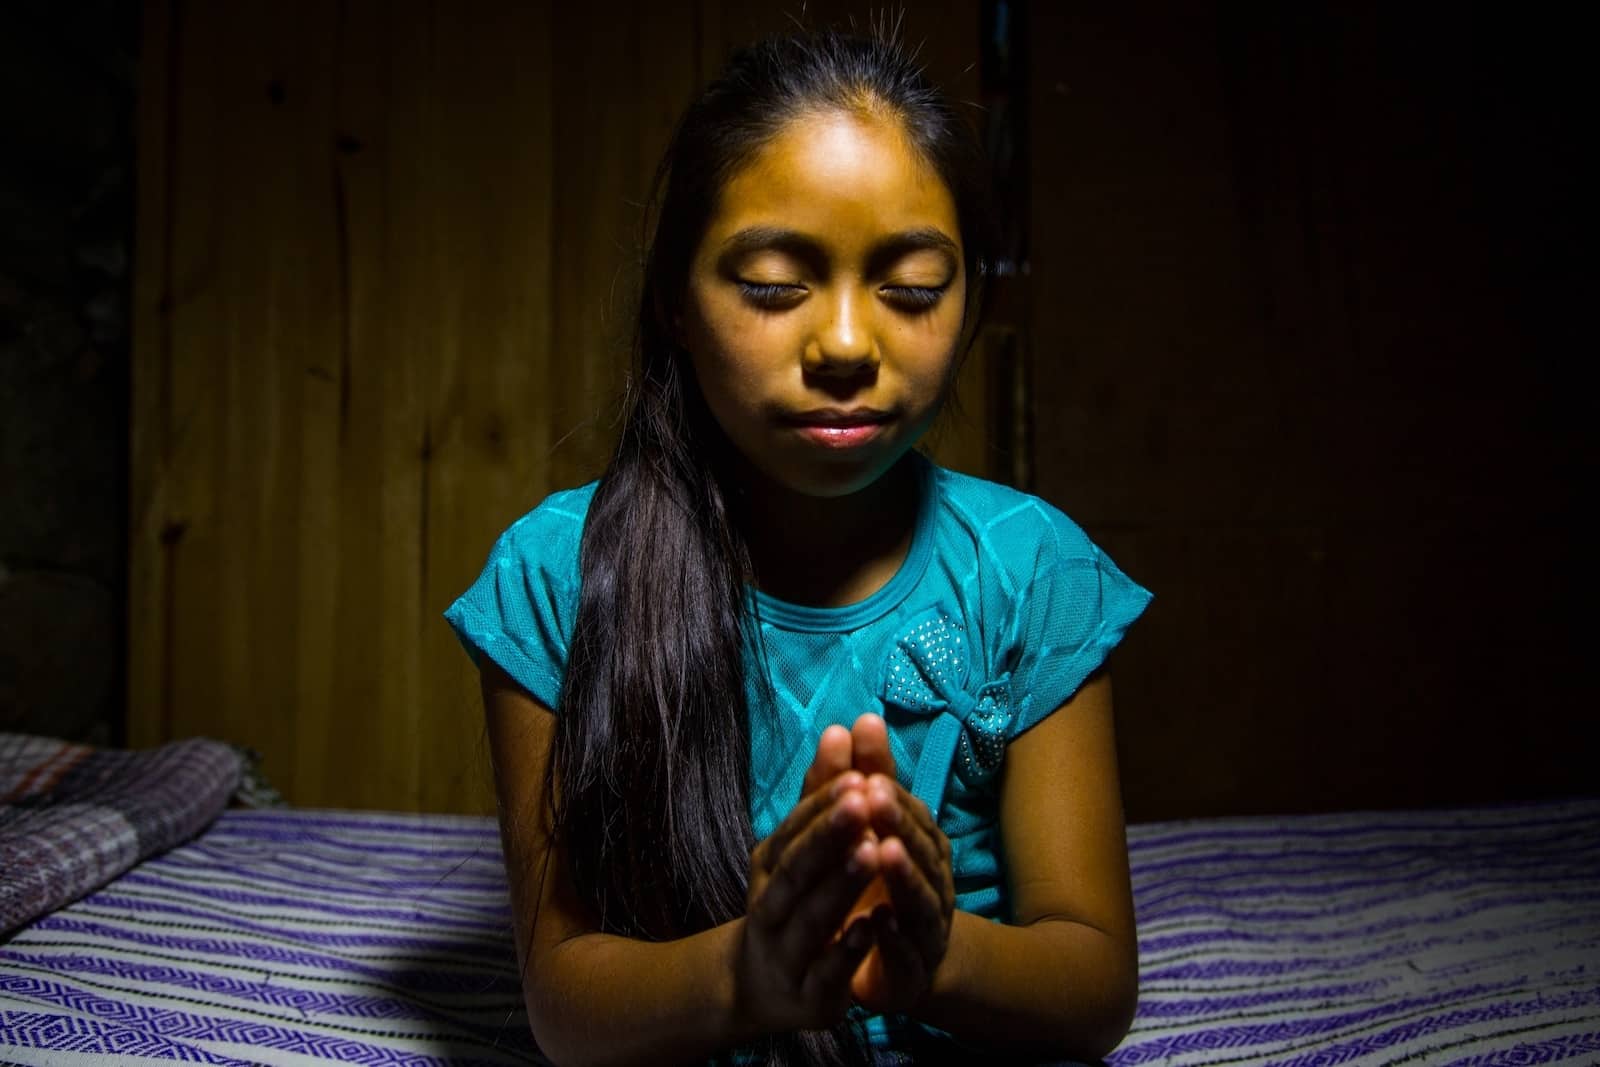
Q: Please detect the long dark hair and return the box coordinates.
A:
[553,25,996,1063]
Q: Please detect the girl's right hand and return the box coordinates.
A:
[736,733,881,1033]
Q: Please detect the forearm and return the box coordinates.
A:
[914,910,1139,1060]
[529,918,757,1067]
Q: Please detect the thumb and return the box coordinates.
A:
[801,724,854,797]
[851,713,896,778]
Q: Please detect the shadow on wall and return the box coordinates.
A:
[0,0,138,745]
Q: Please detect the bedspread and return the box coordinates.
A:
[1,799,1597,1065]
[0,734,243,936]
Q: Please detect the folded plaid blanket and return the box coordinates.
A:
[0,733,243,935]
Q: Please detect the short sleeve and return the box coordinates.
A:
[441,488,591,710]
[1007,505,1152,737]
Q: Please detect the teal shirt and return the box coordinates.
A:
[444,454,1151,1050]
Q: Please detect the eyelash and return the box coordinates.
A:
[882,284,948,310]
[738,282,802,307]
[737,282,949,311]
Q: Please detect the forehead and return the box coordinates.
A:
[704,110,962,254]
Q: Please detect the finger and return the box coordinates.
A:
[752,787,871,929]
[800,915,874,1010]
[864,774,939,842]
[851,714,895,778]
[777,834,880,967]
[849,941,886,1008]
[863,778,948,897]
[756,770,865,875]
[802,725,854,798]
[873,799,948,894]
[871,904,930,995]
[877,836,949,966]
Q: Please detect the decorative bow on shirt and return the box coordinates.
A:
[880,610,1013,817]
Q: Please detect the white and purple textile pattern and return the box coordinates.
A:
[1114,797,1600,1066]
[1,799,1597,1065]
[1,810,533,1066]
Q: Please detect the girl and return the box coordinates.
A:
[445,27,1151,1067]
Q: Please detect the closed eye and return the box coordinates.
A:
[881,284,949,312]
[738,281,806,309]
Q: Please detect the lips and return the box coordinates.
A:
[783,407,891,428]
[782,408,892,449]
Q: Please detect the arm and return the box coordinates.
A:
[858,671,1140,1059]
[480,659,880,1067]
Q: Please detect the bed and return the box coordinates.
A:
[3,735,1597,1065]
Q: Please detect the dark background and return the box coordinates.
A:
[1,0,136,749]
[1,2,1590,820]
[1024,4,1593,817]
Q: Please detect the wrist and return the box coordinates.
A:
[914,908,975,1020]
[717,916,767,1050]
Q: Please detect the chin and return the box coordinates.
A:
[766,451,908,501]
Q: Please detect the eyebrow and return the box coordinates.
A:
[716,225,962,276]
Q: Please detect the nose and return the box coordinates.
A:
[803,287,878,377]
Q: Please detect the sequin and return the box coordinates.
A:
[880,609,1014,791]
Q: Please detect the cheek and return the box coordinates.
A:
[896,318,965,394]
[684,322,775,430]
[691,308,794,385]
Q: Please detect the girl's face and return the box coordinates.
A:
[681,109,967,500]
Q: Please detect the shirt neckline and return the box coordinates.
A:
[747,453,939,633]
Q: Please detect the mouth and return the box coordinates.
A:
[780,407,893,450]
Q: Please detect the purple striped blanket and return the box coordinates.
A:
[1,799,1597,1064]
[0,733,243,936]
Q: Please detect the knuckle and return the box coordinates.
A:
[768,856,801,900]
[748,893,777,929]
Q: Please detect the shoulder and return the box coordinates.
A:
[444,481,599,706]
[929,462,1102,573]
[474,481,598,612]
[488,481,598,575]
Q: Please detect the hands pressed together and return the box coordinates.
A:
[735,715,956,1033]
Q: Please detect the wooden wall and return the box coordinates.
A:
[1029,5,1592,820]
[136,2,1587,824]
[129,0,985,812]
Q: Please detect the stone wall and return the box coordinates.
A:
[0,1,137,744]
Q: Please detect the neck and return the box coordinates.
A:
[734,454,922,609]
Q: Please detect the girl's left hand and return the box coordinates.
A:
[848,715,956,1014]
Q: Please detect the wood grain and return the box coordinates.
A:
[131,1,989,812]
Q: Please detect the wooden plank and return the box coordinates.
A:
[127,0,174,749]
[546,4,639,492]
[287,0,356,806]
[413,2,558,814]
[636,1,701,191]
[157,0,228,765]
[208,1,343,799]
[320,0,416,809]
[134,0,355,802]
